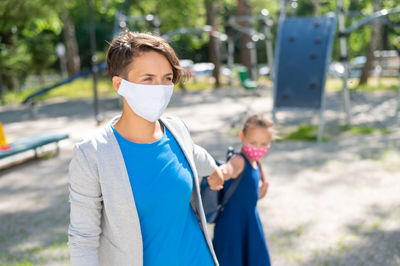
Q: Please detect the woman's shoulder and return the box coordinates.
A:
[74,119,117,155]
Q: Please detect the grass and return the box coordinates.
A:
[339,125,390,135]
[278,124,329,142]
[0,75,231,106]
[278,123,390,142]
[326,77,399,92]
[1,75,397,106]
[1,77,115,105]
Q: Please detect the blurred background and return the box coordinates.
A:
[1,0,400,265]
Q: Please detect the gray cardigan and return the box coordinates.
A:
[68,116,219,266]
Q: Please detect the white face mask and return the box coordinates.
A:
[118,79,174,122]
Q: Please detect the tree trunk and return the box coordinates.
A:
[62,13,80,76]
[382,25,389,50]
[237,0,252,78]
[311,0,321,16]
[8,75,19,92]
[359,0,382,85]
[205,0,221,88]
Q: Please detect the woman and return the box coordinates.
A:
[68,32,224,266]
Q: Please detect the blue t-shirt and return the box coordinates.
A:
[112,124,214,266]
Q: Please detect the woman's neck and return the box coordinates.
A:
[113,107,164,144]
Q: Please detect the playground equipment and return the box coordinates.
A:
[22,62,107,104]
[336,2,400,123]
[272,12,337,142]
[237,66,258,90]
[0,131,69,161]
[225,10,274,87]
[113,11,160,37]
[273,0,400,141]
[162,25,227,42]
[0,120,68,162]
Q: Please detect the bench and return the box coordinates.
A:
[0,132,69,160]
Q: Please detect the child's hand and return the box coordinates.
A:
[258,161,269,199]
[218,164,231,180]
[207,166,224,190]
[259,180,269,199]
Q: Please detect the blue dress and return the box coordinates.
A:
[212,153,271,266]
[112,124,214,266]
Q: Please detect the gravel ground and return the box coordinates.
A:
[0,87,399,265]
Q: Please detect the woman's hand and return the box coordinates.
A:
[207,166,224,190]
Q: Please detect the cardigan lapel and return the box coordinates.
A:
[160,117,199,213]
[99,118,143,255]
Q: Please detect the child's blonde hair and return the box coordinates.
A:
[242,114,276,138]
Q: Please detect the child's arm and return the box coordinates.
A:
[257,161,269,199]
[219,154,245,180]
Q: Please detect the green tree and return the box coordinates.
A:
[0,0,60,92]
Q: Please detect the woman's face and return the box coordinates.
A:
[126,51,174,85]
[112,50,174,90]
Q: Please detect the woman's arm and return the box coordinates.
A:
[192,144,224,190]
[68,145,102,266]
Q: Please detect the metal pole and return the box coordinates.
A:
[247,41,258,81]
[273,1,286,124]
[317,92,326,143]
[264,19,274,81]
[397,70,400,119]
[317,14,337,143]
[88,0,100,124]
[227,20,235,87]
[337,0,351,125]
[395,38,400,120]
[153,15,160,36]
[279,0,286,21]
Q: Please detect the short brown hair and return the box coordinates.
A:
[106,32,182,83]
[242,114,275,136]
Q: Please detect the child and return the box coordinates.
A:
[212,114,273,266]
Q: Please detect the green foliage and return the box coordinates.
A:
[0,38,31,78]
[0,0,62,89]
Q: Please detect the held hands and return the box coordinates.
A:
[207,166,224,190]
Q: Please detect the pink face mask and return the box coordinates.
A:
[243,145,269,161]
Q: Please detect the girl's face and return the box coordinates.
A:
[112,50,174,89]
[239,126,271,148]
